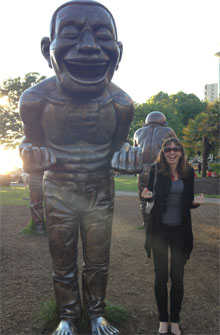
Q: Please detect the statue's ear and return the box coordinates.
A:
[116,41,123,70]
[41,37,52,68]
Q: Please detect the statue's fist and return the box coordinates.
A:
[111,143,143,174]
[19,143,56,173]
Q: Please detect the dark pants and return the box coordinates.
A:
[43,173,114,321]
[152,225,186,323]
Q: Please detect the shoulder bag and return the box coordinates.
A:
[145,164,157,214]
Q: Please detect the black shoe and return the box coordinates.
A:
[157,331,169,335]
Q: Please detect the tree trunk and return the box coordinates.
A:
[202,135,208,177]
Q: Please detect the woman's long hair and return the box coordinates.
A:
[156,137,190,178]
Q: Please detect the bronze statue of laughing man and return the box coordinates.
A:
[19,1,142,334]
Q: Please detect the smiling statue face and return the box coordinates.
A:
[49,3,122,96]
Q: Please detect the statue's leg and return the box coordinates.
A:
[80,176,119,334]
[29,172,45,234]
[44,177,82,335]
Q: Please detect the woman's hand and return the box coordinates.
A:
[141,187,153,199]
[193,193,205,205]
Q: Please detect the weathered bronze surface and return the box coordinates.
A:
[28,172,45,234]
[133,111,176,225]
[19,1,142,334]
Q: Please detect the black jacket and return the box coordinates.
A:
[145,163,198,259]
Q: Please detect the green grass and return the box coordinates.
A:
[114,175,220,198]
[1,180,219,208]
[20,218,35,234]
[203,194,220,199]
[114,174,138,192]
[105,300,129,326]
[38,299,59,334]
[38,298,129,334]
[19,218,47,235]
[0,186,29,206]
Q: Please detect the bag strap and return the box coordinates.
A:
[152,164,157,192]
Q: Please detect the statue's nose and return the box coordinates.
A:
[76,30,101,54]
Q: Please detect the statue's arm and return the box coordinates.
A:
[19,90,56,172]
[111,96,134,153]
[19,89,46,146]
[111,95,143,173]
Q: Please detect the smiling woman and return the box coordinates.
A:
[0,147,22,174]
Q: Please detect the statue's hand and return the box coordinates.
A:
[111,142,143,174]
[19,143,56,173]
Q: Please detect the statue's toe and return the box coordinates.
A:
[91,317,119,335]
[52,320,78,335]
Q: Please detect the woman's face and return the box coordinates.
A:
[163,142,182,167]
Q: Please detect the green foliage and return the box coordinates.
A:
[209,163,220,176]
[183,100,220,161]
[169,91,207,126]
[114,174,138,192]
[128,91,206,143]
[0,72,46,148]
[0,186,29,206]
[0,105,23,148]
[38,299,129,334]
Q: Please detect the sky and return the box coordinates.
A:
[0,0,220,104]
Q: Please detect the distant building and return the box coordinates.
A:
[214,51,220,98]
[204,83,218,102]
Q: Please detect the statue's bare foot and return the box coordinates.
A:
[91,316,119,335]
[52,320,78,335]
[34,225,45,235]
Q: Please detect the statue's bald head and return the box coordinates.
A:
[145,111,167,126]
[49,0,118,41]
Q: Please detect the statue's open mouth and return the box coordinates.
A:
[64,59,109,84]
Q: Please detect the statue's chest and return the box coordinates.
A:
[41,101,117,145]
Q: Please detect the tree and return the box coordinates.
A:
[183,100,220,176]
[169,91,207,126]
[0,72,46,148]
[128,91,209,145]
[128,91,184,143]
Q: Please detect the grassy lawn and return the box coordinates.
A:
[0,178,139,206]
[114,174,138,192]
[0,186,29,206]
[0,177,219,207]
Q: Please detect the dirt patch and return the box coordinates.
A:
[0,196,219,335]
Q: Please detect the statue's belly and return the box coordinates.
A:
[47,140,112,173]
